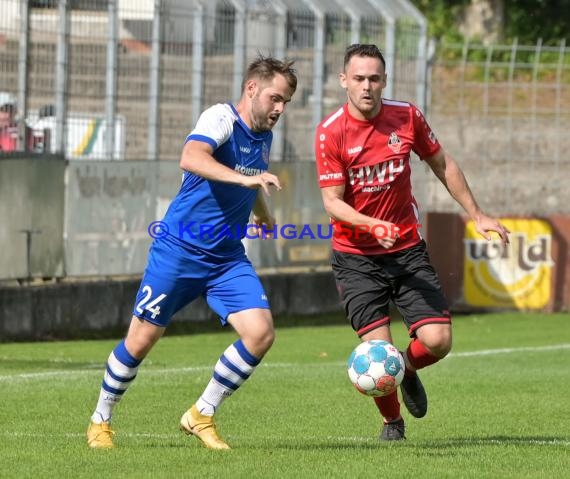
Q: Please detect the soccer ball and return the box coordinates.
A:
[347,340,405,397]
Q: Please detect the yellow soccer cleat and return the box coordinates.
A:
[87,421,115,449]
[179,405,231,450]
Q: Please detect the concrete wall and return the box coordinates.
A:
[0,155,65,279]
[0,270,341,341]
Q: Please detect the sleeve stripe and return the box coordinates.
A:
[185,134,218,149]
[382,98,410,107]
[322,107,344,128]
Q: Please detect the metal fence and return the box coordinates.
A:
[0,0,427,163]
[425,39,570,215]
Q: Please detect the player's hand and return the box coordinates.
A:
[370,220,400,249]
[474,214,510,245]
[251,214,277,239]
[242,172,282,196]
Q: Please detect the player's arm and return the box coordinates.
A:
[423,148,510,244]
[179,140,281,195]
[320,184,397,249]
[180,140,245,184]
[252,192,272,219]
[251,193,277,238]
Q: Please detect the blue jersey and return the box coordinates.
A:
[162,103,272,257]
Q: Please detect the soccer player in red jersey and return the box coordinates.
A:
[314,44,510,440]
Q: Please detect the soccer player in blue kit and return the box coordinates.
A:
[87,56,297,450]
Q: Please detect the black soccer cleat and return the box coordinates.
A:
[379,418,406,441]
[400,372,428,418]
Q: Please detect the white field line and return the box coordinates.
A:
[0,431,569,447]
[1,343,569,383]
[447,343,570,357]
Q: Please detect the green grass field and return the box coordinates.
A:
[1,312,569,478]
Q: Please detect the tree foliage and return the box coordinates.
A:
[412,0,469,41]
[411,0,569,44]
[503,0,570,44]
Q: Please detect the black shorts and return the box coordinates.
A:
[331,240,451,337]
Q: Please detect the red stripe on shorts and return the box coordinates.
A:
[409,316,452,336]
[357,316,391,337]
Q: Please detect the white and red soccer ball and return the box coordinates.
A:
[347,340,405,397]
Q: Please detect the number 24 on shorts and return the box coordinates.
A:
[135,285,167,319]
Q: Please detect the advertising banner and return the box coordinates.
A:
[463,219,554,309]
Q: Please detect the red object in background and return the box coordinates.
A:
[0,124,18,152]
[0,124,50,153]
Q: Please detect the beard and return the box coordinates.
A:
[251,115,271,132]
[250,94,275,132]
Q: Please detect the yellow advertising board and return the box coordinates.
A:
[463,219,554,309]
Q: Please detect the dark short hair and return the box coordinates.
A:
[343,44,386,70]
[242,55,297,92]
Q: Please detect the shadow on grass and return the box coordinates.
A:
[236,435,570,452]
[118,434,385,451]
[413,436,570,448]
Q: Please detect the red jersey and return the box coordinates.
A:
[315,99,441,255]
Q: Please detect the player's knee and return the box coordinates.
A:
[418,325,452,358]
[124,318,164,359]
[236,314,274,352]
[432,341,452,358]
[249,324,275,357]
[257,326,275,352]
[426,334,452,358]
